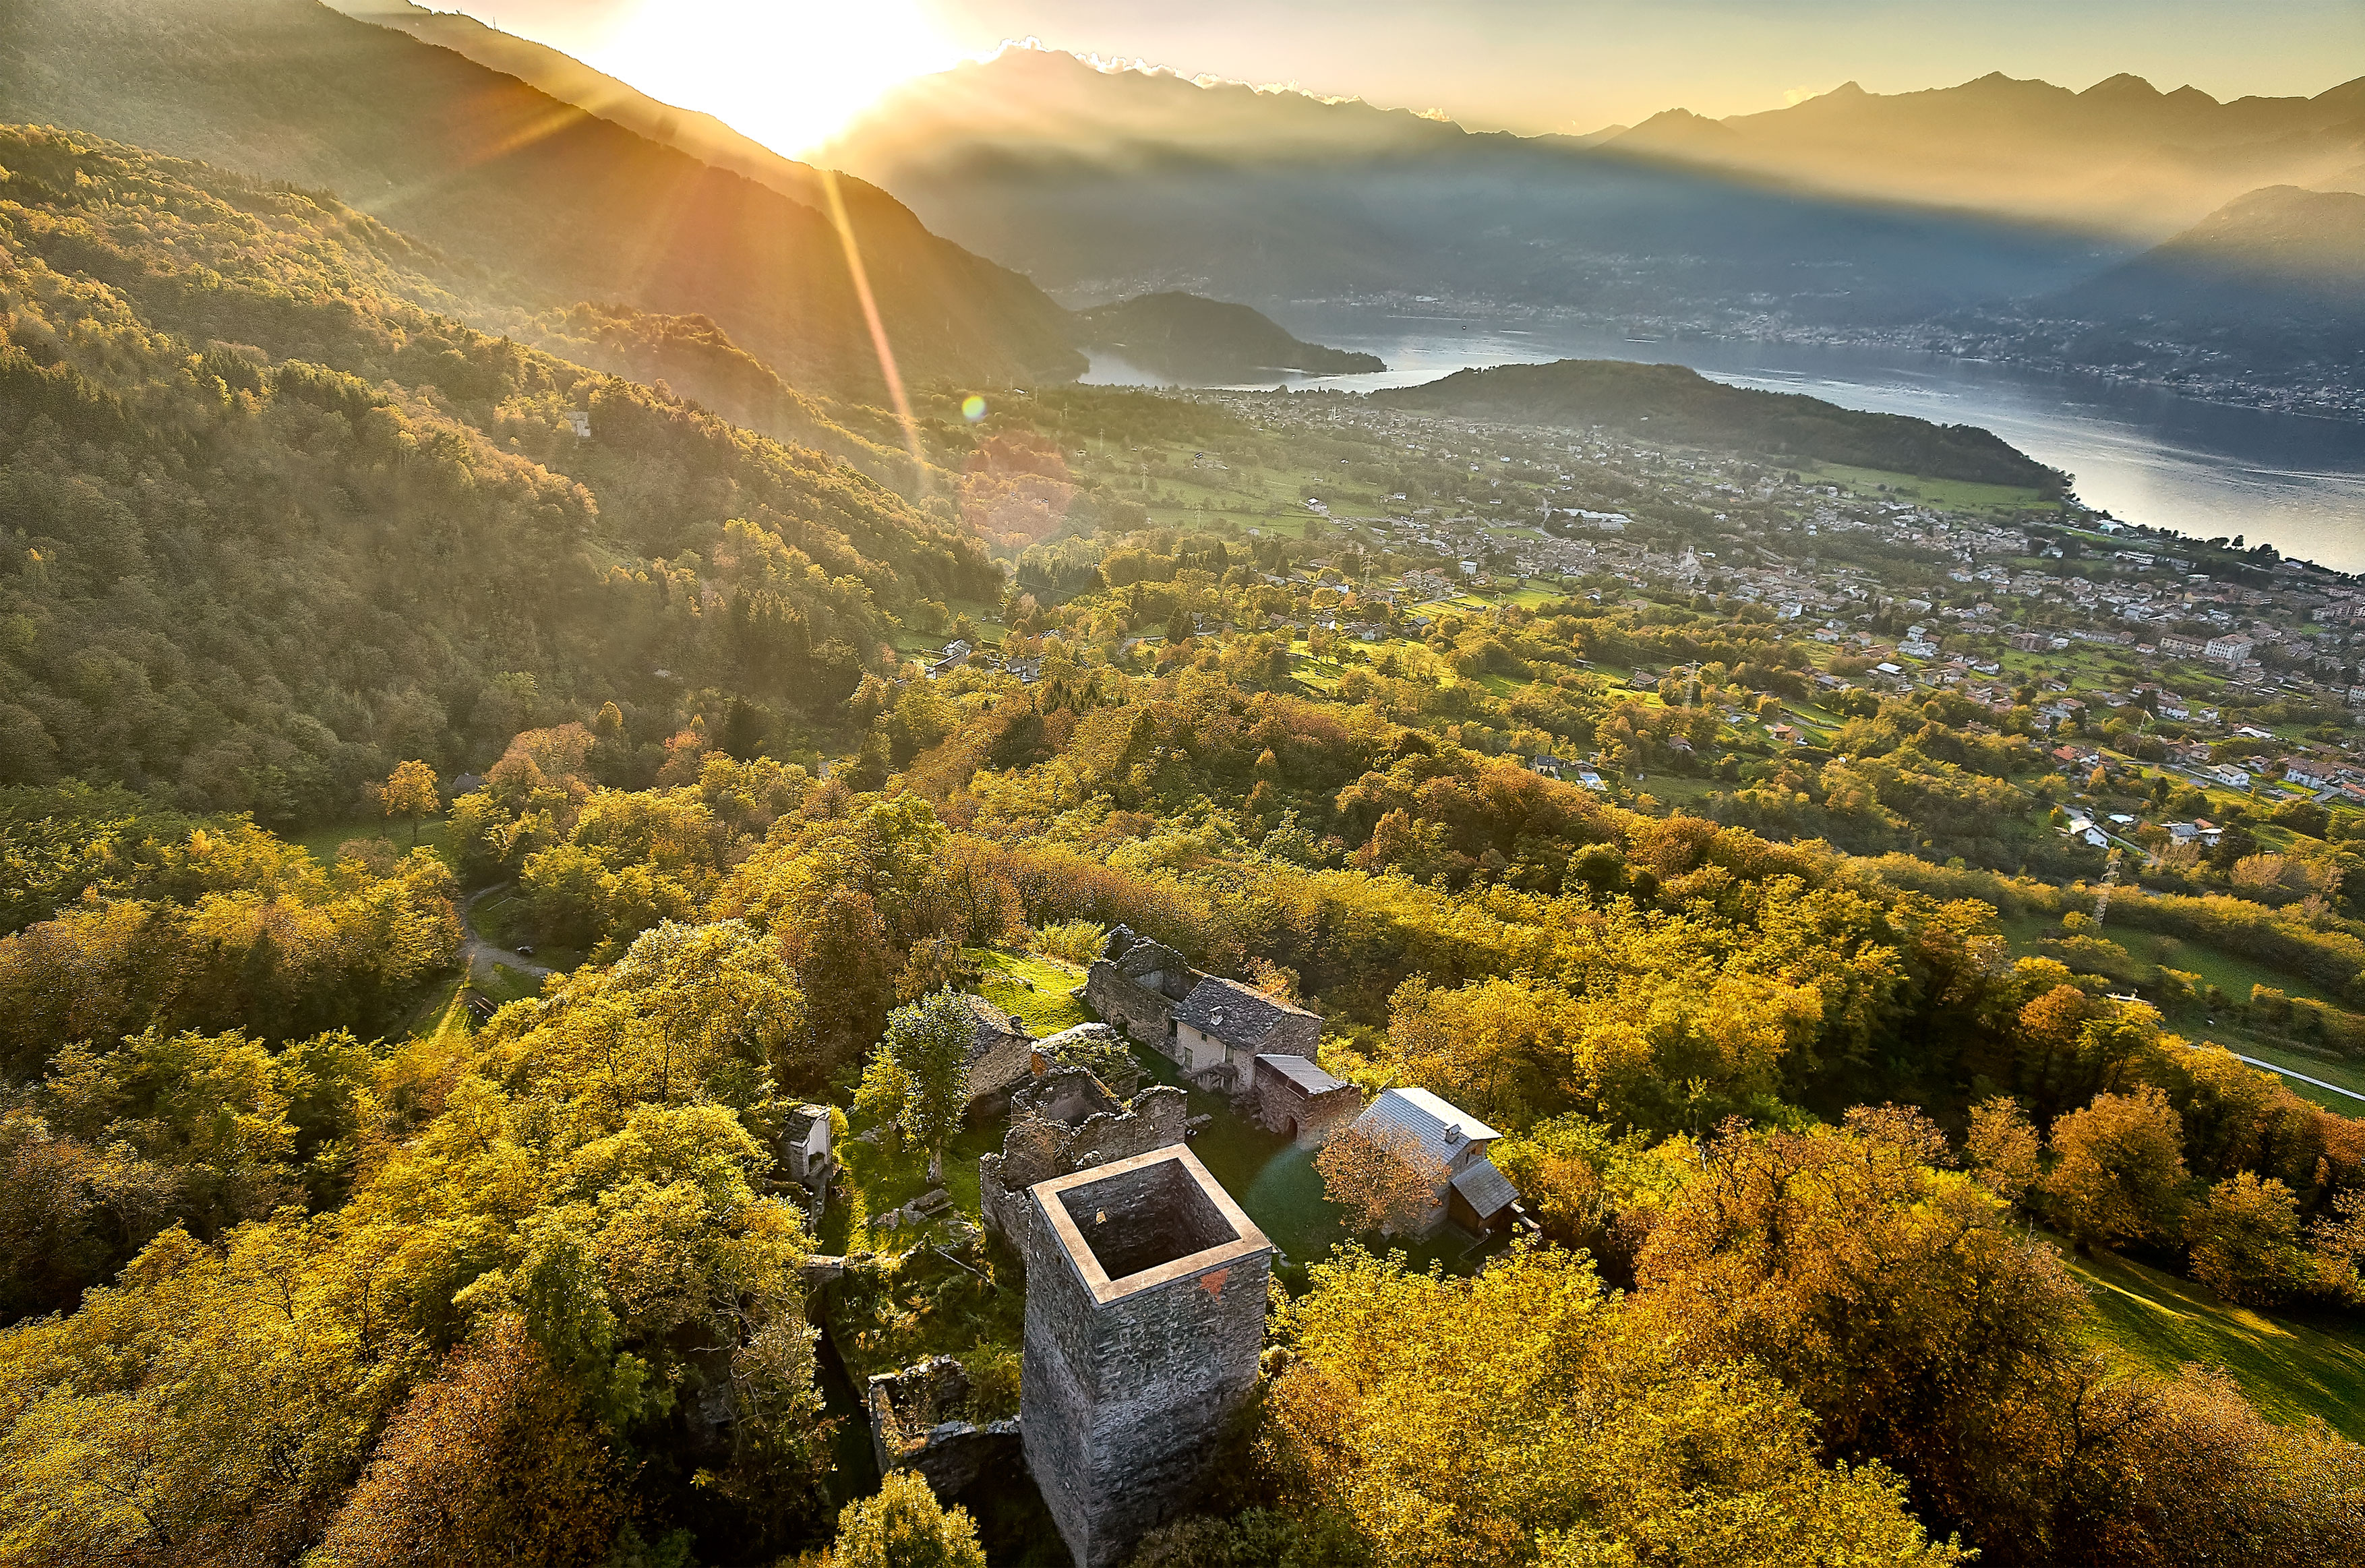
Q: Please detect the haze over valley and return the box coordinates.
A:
[4,6,2365,1568]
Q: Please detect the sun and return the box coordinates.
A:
[589,0,960,155]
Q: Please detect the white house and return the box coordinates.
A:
[1348,1088,1518,1238]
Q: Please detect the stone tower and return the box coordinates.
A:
[1021,1145,1273,1568]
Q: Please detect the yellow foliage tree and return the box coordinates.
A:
[381,759,439,847]
[1265,1245,1964,1568]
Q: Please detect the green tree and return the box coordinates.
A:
[1267,1245,1963,1568]
[872,992,976,1182]
[316,1315,626,1568]
[824,1471,985,1568]
[2042,1086,2190,1249]
[2185,1172,2311,1306]
[381,759,440,847]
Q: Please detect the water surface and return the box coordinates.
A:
[1083,305,2365,571]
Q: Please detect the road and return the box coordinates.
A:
[460,884,555,985]
[2229,1052,2365,1106]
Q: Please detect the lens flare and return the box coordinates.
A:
[962,395,989,422]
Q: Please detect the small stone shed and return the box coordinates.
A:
[779,1103,833,1186]
[1249,1054,1363,1147]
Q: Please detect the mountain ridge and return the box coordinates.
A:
[0,0,1084,396]
[1073,292,1385,379]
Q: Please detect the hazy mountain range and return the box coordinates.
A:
[0,0,1083,396]
[814,48,2365,403]
[5,5,2357,405]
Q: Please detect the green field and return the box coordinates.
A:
[1806,461,2064,517]
[293,812,448,864]
[973,948,1091,1035]
[2066,1244,2365,1441]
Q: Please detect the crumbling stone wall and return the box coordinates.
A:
[864,1354,1021,1498]
[1083,926,1199,1060]
[979,1064,1188,1254]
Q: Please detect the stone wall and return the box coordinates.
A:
[864,1354,1022,1498]
[1021,1149,1271,1568]
[1083,962,1178,1058]
[979,1066,1189,1255]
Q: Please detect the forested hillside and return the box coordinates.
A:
[1373,359,2070,489]
[0,126,1000,821]
[0,0,1083,394]
[1073,293,1387,379]
[3,45,2364,1568]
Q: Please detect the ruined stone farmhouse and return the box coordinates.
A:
[978,1023,1189,1253]
[948,992,1038,1112]
[1084,926,1321,1091]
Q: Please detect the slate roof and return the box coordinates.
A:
[1355,1087,1501,1168]
[782,1105,830,1145]
[1175,977,1317,1048]
[1255,1054,1348,1095]
[1449,1157,1518,1218]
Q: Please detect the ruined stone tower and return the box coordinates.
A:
[1021,1145,1273,1568]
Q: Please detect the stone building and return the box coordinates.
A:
[1170,977,1321,1087]
[1081,927,1198,1049]
[950,993,1037,1113]
[1249,1054,1363,1147]
[1084,927,1321,1091]
[778,1104,833,1186]
[1021,1146,1273,1567]
[978,1028,1188,1251]
[1349,1087,1518,1239]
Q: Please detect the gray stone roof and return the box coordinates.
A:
[1354,1087,1500,1169]
[782,1105,829,1143]
[1256,1054,1347,1095]
[1175,977,1317,1050]
[1449,1157,1518,1218]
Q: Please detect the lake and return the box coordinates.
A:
[1081,305,2365,572]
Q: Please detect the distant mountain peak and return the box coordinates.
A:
[2083,72,2165,98]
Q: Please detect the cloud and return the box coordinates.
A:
[1783,84,1840,107]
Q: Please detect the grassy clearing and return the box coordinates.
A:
[477,963,545,1005]
[294,814,448,865]
[2064,1243,2365,1441]
[1807,461,2064,516]
[823,1115,1005,1256]
[973,948,1091,1036]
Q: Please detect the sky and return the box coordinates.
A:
[433,0,2365,152]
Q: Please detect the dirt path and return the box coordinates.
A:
[460,883,556,985]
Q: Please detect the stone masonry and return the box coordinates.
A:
[978,1035,1188,1253]
[1248,1054,1363,1147]
[1021,1146,1273,1568]
[863,1354,1021,1499]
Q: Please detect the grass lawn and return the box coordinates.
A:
[973,948,1091,1036]
[477,962,547,1005]
[2066,1243,2365,1441]
[294,813,448,865]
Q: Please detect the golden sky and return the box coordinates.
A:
[437,0,2365,152]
